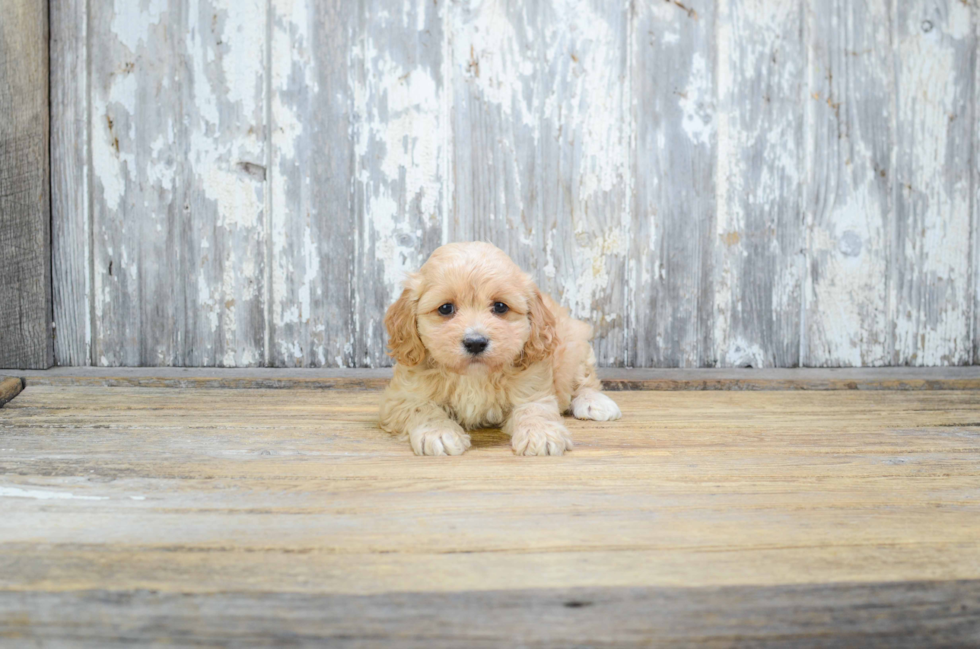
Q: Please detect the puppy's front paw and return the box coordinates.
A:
[511,420,573,456]
[410,426,471,456]
[571,390,622,421]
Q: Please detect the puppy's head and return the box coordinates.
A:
[384,242,556,373]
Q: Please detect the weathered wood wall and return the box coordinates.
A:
[49,0,979,368]
[0,0,51,369]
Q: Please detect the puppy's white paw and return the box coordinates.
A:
[571,390,622,421]
[511,420,573,456]
[410,426,471,456]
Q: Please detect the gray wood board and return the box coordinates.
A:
[712,0,805,369]
[12,366,980,391]
[629,0,716,367]
[804,0,894,366]
[0,0,51,369]
[51,0,90,367]
[46,0,980,369]
[348,0,448,368]
[269,0,356,368]
[2,581,978,647]
[451,0,631,367]
[87,0,268,367]
[890,1,975,366]
[2,386,979,645]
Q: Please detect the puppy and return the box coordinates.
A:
[379,242,621,456]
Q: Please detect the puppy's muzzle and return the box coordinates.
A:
[462,334,489,356]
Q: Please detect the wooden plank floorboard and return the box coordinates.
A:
[2,581,979,648]
[0,0,52,370]
[11,366,980,391]
[1,386,979,644]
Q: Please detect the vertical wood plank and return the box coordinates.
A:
[451,0,631,366]
[630,0,716,367]
[269,0,355,367]
[0,0,52,369]
[90,0,268,366]
[712,0,805,368]
[351,0,450,368]
[804,0,894,367]
[539,0,631,366]
[892,0,975,366]
[449,0,540,293]
[51,0,91,366]
[181,0,269,367]
[49,0,980,369]
[88,0,169,366]
[974,1,980,365]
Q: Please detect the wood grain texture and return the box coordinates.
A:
[14,366,980,391]
[713,0,805,368]
[50,0,91,367]
[3,582,979,647]
[89,0,268,367]
[45,0,980,369]
[891,0,975,366]
[1,386,979,643]
[350,0,449,368]
[269,0,355,368]
[630,0,715,368]
[451,0,631,366]
[0,0,51,370]
[975,0,980,367]
[804,0,894,367]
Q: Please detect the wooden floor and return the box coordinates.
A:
[1,381,980,646]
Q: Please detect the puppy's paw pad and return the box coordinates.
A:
[511,421,572,456]
[411,427,471,456]
[572,391,622,421]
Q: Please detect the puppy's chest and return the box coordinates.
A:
[443,374,511,428]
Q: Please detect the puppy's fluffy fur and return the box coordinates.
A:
[380,242,621,456]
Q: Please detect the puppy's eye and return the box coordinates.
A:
[437,303,455,316]
[492,302,509,315]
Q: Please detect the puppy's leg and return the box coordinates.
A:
[380,393,471,456]
[571,388,622,421]
[568,348,622,421]
[409,419,471,456]
[505,396,573,456]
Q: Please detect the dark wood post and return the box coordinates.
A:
[0,0,52,369]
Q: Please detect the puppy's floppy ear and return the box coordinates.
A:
[520,286,557,367]
[385,278,425,366]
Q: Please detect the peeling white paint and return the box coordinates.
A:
[453,0,537,127]
[713,0,735,366]
[297,223,320,324]
[353,3,446,302]
[92,74,138,213]
[146,134,175,190]
[566,227,627,321]
[680,53,713,146]
[725,338,765,368]
[216,2,265,109]
[67,0,980,370]
[111,0,167,54]
[892,4,972,366]
[711,0,807,368]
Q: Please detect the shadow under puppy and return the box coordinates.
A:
[380,242,621,456]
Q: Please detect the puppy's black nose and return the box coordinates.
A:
[463,334,489,355]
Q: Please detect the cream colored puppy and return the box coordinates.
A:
[380,242,621,456]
